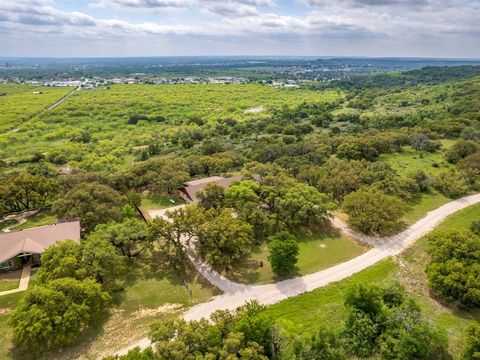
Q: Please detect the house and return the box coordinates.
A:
[178,175,244,203]
[0,220,81,270]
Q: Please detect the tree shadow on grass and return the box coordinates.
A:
[225,254,263,285]
[139,249,221,296]
[294,223,342,243]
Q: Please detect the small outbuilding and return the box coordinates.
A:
[0,220,81,270]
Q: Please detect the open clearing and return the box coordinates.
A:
[229,228,367,284]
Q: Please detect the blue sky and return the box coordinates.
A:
[1,0,479,58]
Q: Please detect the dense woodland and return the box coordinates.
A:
[1,65,480,359]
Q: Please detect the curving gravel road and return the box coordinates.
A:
[115,193,480,356]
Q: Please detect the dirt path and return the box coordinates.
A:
[114,193,480,356]
[47,87,80,110]
[0,209,40,232]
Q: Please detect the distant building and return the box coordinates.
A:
[0,220,81,270]
[178,175,244,203]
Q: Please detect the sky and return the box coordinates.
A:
[0,0,479,58]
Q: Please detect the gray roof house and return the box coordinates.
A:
[0,220,81,269]
[178,175,244,203]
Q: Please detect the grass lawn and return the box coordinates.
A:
[0,220,19,231]
[262,203,480,359]
[140,193,183,212]
[381,146,454,178]
[403,191,452,224]
[0,270,38,360]
[228,227,367,284]
[0,271,21,292]
[11,211,57,231]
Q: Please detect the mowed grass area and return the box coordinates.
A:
[0,261,218,360]
[403,191,451,224]
[229,228,367,284]
[11,211,57,231]
[0,270,21,292]
[0,84,71,133]
[262,203,480,359]
[381,145,454,178]
[140,193,183,212]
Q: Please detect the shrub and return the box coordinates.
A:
[268,232,299,276]
[10,278,110,350]
[432,171,468,198]
[343,187,405,234]
[463,322,480,360]
[426,231,480,308]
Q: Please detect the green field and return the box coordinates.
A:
[229,228,367,284]
[262,203,480,358]
[0,85,72,133]
[0,84,341,168]
[381,145,454,178]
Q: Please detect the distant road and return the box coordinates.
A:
[47,86,80,110]
[115,193,480,356]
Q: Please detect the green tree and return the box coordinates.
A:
[149,205,204,275]
[293,329,346,360]
[0,172,57,213]
[92,218,152,259]
[343,187,405,235]
[197,182,226,209]
[268,232,299,276]
[10,278,110,350]
[81,233,127,289]
[276,183,333,230]
[460,152,480,188]
[432,171,468,198]
[379,300,450,360]
[52,182,126,233]
[342,310,379,357]
[426,231,480,308]
[36,240,85,284]
[226,180,274,240]
[196,208,254,272]
[463,322,480,360]
[447,140,478,163]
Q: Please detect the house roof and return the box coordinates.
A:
[180,175,244,202]
[0,220,81,264]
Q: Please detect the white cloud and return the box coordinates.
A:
[0,0,479,57]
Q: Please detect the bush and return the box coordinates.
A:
[463,322,480,360]
[471,221,480,235]
[426,231,480,308]
[268,232,299,276]
[10,278,110,350]
[343,187,405,235]
[341,284,450,359]
[432,171,468,198]
[446,140,478,163]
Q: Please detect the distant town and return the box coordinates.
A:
[0,75,304,88]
